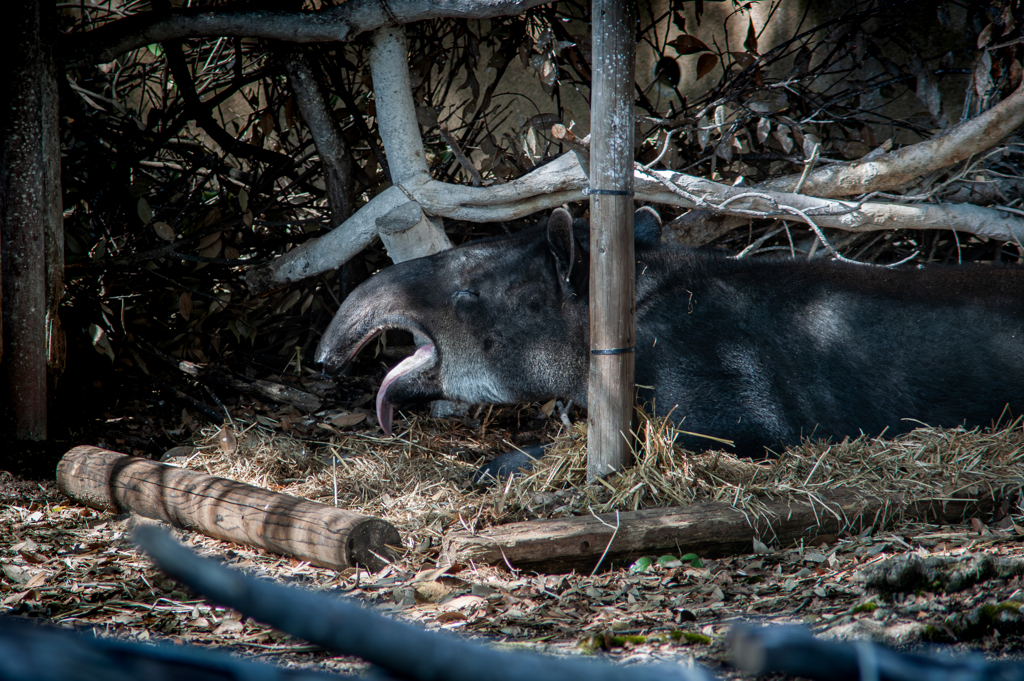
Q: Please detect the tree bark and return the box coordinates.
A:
[1,0,61,440]
[587,0,637,481]
[56,446,400,571]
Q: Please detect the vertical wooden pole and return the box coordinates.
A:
[0,0,59,441]
[588,0,637,481]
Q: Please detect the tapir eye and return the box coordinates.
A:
[453,288,480,300]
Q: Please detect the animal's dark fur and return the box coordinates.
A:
[317,208,1024,458]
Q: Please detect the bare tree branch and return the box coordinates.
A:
[245,150,1024,294]
[368,26,450,263]
[633,168,1024,246]
[163,39,292,169]
[134,525,713,681]
[758,81,1024,198]
[241,8,1024,296]
[60,0,551,68]
[279,46,354,222]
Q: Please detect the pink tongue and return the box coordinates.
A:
[376,343,435,435]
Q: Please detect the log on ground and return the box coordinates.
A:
[56,445,399,571]
[441,490,995,573]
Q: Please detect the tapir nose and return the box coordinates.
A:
[315,254,443,374]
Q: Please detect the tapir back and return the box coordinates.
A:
[633,248,1024,455]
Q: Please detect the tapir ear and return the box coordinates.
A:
[546,208,577,285]
[633,206,662,247]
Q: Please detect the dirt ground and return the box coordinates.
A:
[2,373,1024,678]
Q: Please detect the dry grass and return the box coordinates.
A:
[183,408,1024,554]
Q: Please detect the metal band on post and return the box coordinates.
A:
[590,347,637,355]
[584,188,635,196]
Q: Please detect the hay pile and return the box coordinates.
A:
[180,408,1024,556]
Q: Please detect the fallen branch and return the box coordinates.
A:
[215,374,322,412]
[729,624,1024,681]
[441,488,996,573]
[0,617,351,681]
[174,357,322,412]
[134,525,714,681]
[56,446,399,571]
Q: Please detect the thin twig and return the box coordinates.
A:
[439,123,483,187]
[589,509,621,577]
[793,142,820,194]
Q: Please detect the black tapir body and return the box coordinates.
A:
[316,208,1024,459]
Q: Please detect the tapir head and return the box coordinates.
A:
[315,208,592,434]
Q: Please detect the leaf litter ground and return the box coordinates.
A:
[3,399,1024,676]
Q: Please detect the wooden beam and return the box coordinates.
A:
[441,490,997,573]
[56,446,400,571]
[587,0,637,481]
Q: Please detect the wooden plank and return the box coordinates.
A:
[56,446,400,571]
[441,490,995,573]
[587,0,638,481]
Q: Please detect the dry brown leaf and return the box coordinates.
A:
[696,53,719,80]
[414,581,449,603]
[435,611,467,623]
[178,292,193,320]
[329,412,366,428]
[217,426,237,456]
[977,22,993,48]
[668,34,710,55]
[152,221,175,241]
[744,16,758,54]
[213,618,245,636]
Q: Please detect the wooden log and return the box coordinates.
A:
[441,490,996,573]
[587,0,638,481]
[56,446,400,571]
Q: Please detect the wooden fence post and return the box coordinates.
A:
[1,0,62,441]
[587,0,637,481]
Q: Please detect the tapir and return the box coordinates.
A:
[316,207,1024,467]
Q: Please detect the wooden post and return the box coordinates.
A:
[1,0,61,440]
[587,0,637,481]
